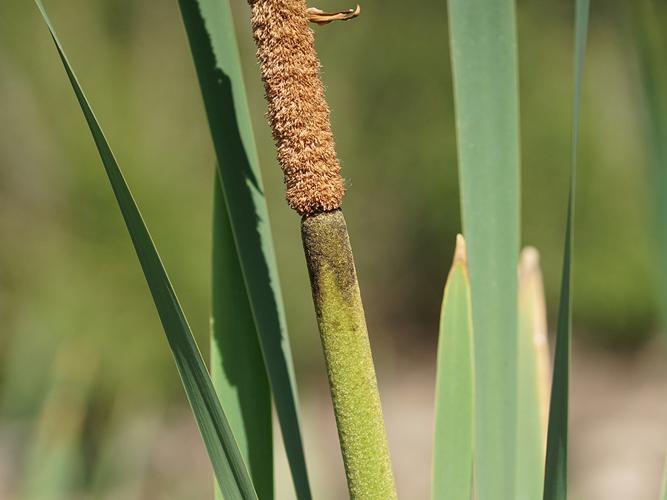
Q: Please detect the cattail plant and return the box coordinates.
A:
[248,0,396,497]
[32,0,650,498]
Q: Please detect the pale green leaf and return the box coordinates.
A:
[432,235,474,500]
[517,248,550,500]
[446,1,521,498]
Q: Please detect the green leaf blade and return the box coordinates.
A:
[211,180,273,499]
[516,248,550,500]
[432,235,474,500]
[177,2,311,498]
[542,1,590,499]
[542,211,572,500]
[446,1,521,498]
[34,3,257,498]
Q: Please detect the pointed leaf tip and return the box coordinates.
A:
[453,234,467,267]
[433,233,474,500]
[519,246,540,276]
[517,246,551,499]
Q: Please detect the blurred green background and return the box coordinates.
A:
[0,1,665,498]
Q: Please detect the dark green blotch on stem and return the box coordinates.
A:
[301,209,396,500]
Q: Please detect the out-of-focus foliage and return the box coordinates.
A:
[633,0,667,328]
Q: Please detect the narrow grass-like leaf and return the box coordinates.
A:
[542,2,589,499]
[211,179,272,499]
[34,3,257,498]
[662,459,667,500]
[177,2,311,497]
[432,235,474,500]
[446,1,520,498]
[517,248,551,500]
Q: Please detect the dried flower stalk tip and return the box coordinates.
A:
[307,5,361,25]
[249,0,346,216]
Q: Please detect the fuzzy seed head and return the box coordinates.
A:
[249,0,345,215]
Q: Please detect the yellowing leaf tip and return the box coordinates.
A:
[453,234,467,267]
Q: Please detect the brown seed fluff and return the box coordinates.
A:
[249,0,345,216]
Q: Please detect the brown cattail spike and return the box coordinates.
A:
[249,0,346,216]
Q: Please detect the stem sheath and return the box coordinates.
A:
[301,209,396,499]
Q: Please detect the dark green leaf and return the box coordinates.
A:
[211,180,272,499]
[176,2,312,497]
[542,1,589,499]
[34,2,257,498]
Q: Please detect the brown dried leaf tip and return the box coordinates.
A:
[249,0,347,216]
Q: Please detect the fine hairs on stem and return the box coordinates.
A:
[301,209,396,499]
[247,0,397,497]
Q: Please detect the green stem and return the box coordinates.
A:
[301,209,396,499]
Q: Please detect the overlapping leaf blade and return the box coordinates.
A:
[432,235,474,500]
[179,0,311,499]
[446,1,521,498]
[176,1,312,498]
[542,1,590,499]
[516,248,551,500]
[34,2,257,498]
[211,180,272,499]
